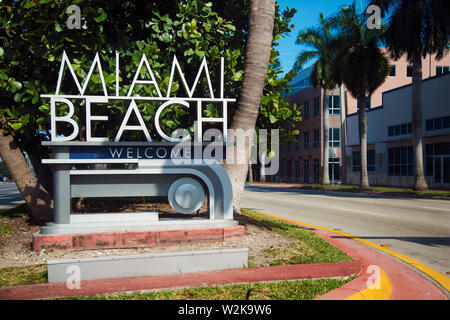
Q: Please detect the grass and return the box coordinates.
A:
[248,182,450,197]
[0,264,47,287]
[0,221,12,247]
[0,203,29,248]
[61,277,355,300]
[0,205,353,301]
[0,203,29,218]
[241,209,352,265]
[298,184,450,197]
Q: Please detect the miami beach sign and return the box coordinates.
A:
[41,51,233,143]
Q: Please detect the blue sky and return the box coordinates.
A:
[276,0,368,76]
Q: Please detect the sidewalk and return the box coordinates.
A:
[0,216,447,300]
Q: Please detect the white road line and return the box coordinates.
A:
[420,206,450,212]
[330,206,388,217]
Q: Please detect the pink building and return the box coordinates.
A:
[275,51,450,186]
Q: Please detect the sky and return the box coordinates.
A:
[275,0,368,76]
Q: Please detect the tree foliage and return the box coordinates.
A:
[0,0,299,193]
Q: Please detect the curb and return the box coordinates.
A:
[247,183,450,201]
[0,261,361,300]
[0,211,447,300]
[254,211,448,300]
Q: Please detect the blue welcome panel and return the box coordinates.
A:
[68,144,227,160]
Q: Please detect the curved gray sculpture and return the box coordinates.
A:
[40,142,235,235]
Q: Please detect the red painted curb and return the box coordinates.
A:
[32,226,246,251]
[266,218,448,300]
[2,214,446,300]
[0,261,360,300]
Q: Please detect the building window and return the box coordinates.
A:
[313,159,319,184]
[388,122,412,137]
[328,96,340,115]
[426,116,450,131]
[407,65,413,77]
[426,143,450,182]
[389,64,396,77]
[303,100,309,119]
[436,66,450,76]
[357,96,371,110]
[313,97,320,116]
[304,132,309,150]
[353,150,376,172]
[295,135,300,151]
[329,128,340,147]
[388,146,414,176]
[295,160,300,183]
[313,129,319,148]
[303,159,309,184]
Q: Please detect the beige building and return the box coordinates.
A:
[277,51,450,187]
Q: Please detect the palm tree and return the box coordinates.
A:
[295,14,337,185]
[331,3,390,188]
[0,129,53,223]
[223,0,275,212]
[370,0,450,190]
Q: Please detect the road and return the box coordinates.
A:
[0,182,24,211]
[241,184,450,277]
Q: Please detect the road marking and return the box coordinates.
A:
[420,206,450,212]
[251,210,450,293]
[330,206,388,217]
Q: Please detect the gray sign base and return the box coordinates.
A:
[47,248,249,283]
[40,213,239,235]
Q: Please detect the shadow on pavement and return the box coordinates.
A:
[330,235,450,247]
[244,184,418,200]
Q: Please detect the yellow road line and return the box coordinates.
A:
[253,211,450,292]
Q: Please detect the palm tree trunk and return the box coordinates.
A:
[260,153,266,182]
[322,88,330,185]
[411,54,428,191]
[358,95,369,188]
[0,129,53,223]
[340,84,347,185]
[223,0,275,213]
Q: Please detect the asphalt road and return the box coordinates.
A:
[241,184,450,277]
[0,182,24,211]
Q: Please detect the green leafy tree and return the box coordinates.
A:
[370,0,450,190]
[0,0,299,220]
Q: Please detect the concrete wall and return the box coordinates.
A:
[347,73,450,146]
[345,73,450,187]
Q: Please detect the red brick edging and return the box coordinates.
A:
[32,226,246,251]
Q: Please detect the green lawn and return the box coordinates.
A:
[62,277,355,300]
[0,264,47,287]
[241,209,351,266]
[0,207,354,301]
